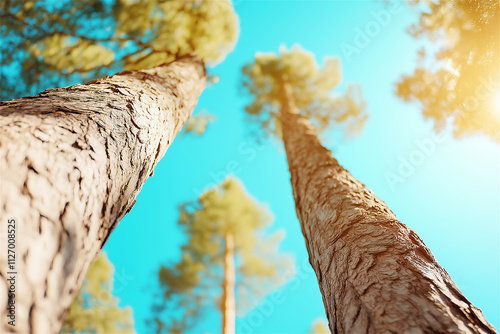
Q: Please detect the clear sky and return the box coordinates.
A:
[104,1,500,333]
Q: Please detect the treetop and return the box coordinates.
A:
[1,0,239,99]
[242,45,368,139]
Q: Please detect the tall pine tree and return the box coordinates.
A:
[151,178,293,334]
[0,1,238,332]
[242,46,496,333]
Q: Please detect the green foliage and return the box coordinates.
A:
[151,177,293,333]
[242,46,368,138]
[183,109,216,136]
[1,0,239,99]
[396,0,499,141]
[61,253,135,334]
[308,319,330,334]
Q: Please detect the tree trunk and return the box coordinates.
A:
[279,82,497,334]
[0,56,206,333]
[222,232,236,334]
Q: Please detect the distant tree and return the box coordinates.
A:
[150,178,293,334]
[0,1,238,332]
[61,253,134,334]
[242,46,496,333]
[242,46,367,139]
[396,0,499,141]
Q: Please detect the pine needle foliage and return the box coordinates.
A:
[396,0,499,141]
[150,177,293,333]
[61,253,135,334]
[1,0,239,99]
[242,46,368,139]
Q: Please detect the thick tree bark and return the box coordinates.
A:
[222,232,236,334]
[0,56,206,333]
[279,82,497,334]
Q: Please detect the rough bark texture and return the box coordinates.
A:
[0,56,206,333]
[279,82,497,334]
[222,232,236,334]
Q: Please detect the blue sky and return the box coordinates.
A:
[104,1,500,332]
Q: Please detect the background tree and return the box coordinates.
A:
[242,46,496,332]
[242,46,367,139]
[150,177,293,334]
[0,1,238,332]
[61,253,134,334]
[0,0,238,100]
[396,0,499,141]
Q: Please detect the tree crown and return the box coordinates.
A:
[242,46,368,138]
[396,0,499,141]
[1,0,239,99]
[151,177,293,333]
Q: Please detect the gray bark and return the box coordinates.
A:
[0,56,206,333]
[279,82,497,334]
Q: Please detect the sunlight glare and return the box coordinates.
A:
[496,91,500,112]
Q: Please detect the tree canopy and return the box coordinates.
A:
[242,46,368,138]
[150,177,293,333]
[61,253,134,334]
[0,0,239,99]
[396,0,499,141]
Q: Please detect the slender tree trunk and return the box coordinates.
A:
[279,82,497,334]
[0,56,206,334]
[222,232,236,334]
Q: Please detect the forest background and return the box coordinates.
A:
[1,0,498,333]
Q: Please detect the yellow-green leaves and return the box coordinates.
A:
[61,254,135,334]
[23,1,35,10]
[396,0,500,141]
[1,0,239,99]
[159,253,204,291]
[183,110,217,136]
[114,0,239,70]
[197,178,272,240]
[29,35,114,73]
[151,177,293,333]
[242,46,368,138]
